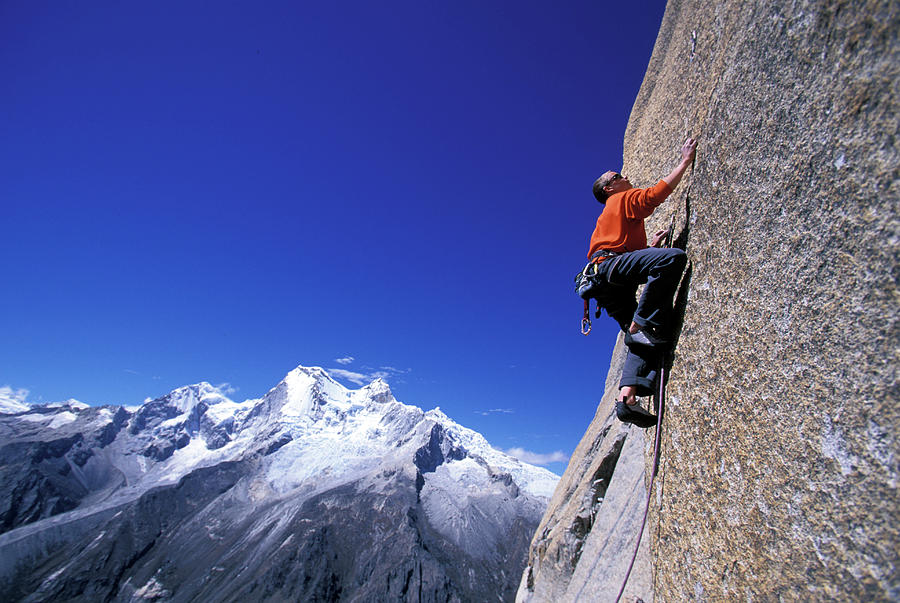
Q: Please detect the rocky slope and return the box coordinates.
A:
[0,366,558,602]
[519,0,898,600]
[515,343,654,603]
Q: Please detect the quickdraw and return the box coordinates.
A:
[582,300,592,335]
[576,259,610,336]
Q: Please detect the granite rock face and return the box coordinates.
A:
[516,343,655,603]
[520,0,898,600]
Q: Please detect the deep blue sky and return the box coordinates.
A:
[2,0,667,473]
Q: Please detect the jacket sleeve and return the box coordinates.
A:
[623,180,673,219]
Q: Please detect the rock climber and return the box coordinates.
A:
[586,137,697,428]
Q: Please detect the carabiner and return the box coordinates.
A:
[581,317,592,336]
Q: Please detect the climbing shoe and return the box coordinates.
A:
[615,401,658,428]
[624,326,668,349]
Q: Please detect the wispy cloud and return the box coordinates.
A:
[377,366,410,374]
[215,382,238,395]
[328,368,370,386]
[0,386,31,412]
[502,447,569,466]
[327,365,411,386]
[335,356,355,365]
[368,366,411,380]
[474,408,515,416]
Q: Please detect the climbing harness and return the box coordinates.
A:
[576,250,624,336]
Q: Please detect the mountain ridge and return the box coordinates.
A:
[0,364,557,601]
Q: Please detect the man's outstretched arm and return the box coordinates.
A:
[662,137,698,191]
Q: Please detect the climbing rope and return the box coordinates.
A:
[613,273,670,603]
[614,160,693,602]
[613,354,667,603]
[612,23,709,596]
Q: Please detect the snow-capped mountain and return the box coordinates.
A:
[0,366,558,602]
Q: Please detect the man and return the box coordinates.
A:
[587,137,697,428]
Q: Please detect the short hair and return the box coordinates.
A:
[592,175,613,204]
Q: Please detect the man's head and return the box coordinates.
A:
[592,171,632,203]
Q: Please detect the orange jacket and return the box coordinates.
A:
[587,180,673,259]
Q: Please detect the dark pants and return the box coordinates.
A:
[591,247,687,395]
